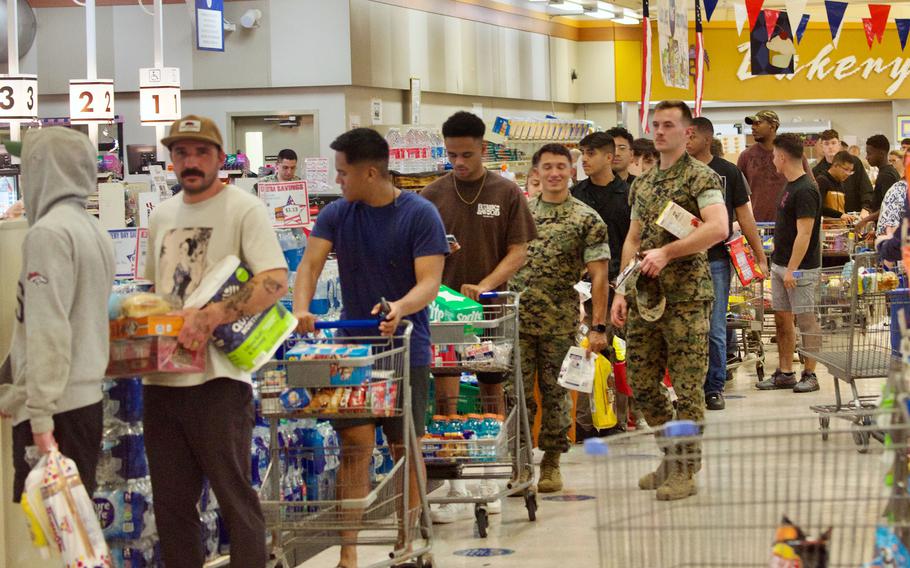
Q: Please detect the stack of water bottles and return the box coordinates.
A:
[424,413,503,462]
[276,228,307,312]
[94,378,162,567]
[386,128,448,173]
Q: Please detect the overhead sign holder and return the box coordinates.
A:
[69,79,114,123]
[195,0,224,52]
[139,67,181,125]
[0,75,38,122]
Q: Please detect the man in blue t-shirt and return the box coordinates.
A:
[293,128,448,568]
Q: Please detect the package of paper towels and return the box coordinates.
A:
[184,255,297,372]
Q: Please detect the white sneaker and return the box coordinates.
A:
[430,492,471,524]
[478,479,502,515]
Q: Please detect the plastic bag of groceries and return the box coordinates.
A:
[20,449,112,566]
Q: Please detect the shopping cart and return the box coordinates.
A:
[726,274,766,382]
[797,253,898,439]
[821,219,855,263]
[424,291,537,537]
[256,320,434,568]
[583,377,910,567]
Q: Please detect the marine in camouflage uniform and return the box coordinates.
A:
[257,172,301,183]
[623,152,724,499]
[512,195,610,457]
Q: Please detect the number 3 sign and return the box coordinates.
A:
[0,75,38,121]
[69,79,115,123]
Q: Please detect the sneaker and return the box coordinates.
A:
[793,372,820,393]
[478,479,502,515]
[430,492,471,524]
[755,370,797,390]
[705,392,725,410]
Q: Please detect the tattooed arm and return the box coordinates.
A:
[177,268,289,350]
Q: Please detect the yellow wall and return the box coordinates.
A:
[616,23,910,102]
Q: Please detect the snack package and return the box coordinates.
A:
[656,201,702,239]
[117,292,176,319]
[106,336,206,378]
[183,255,298,372]
[279,387,312,411]
[21,451,112,567]
[285,343,372,386]
[726,234,764,286]
[110,314,184,340]
[864,525,910,567]
[770,516,831,568]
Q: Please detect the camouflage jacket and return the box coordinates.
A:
[512,194,610,336]
[629,153,724,305]
[258,174,301,183]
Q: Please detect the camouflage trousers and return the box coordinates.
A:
[519,332,574,453]
[626,300,711,428]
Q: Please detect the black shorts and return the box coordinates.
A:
[12,401,104,502]
[334,366,429,442]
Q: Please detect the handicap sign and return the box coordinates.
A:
[542,494,595,502]
[454,548,515,557]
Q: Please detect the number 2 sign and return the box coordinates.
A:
[69,79,115,123]
[0,75,38,121]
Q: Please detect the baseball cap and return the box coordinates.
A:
[635,277,667,323]
[161,115,223,150]
[744,110,780,127]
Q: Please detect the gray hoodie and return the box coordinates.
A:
[0,127,115,433]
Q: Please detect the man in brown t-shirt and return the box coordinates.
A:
[421,111,537,520]
[737,110,814,222]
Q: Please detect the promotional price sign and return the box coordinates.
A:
[258,181,310,228]
[139,67,181,125]
[69,79,115,123]
[0,75,38,121]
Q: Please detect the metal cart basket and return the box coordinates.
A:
[727,273,766,382]
[257,320,434,568]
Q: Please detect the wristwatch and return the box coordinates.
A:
[591,324,608,333]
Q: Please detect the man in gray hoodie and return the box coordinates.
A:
[0,127,115,501]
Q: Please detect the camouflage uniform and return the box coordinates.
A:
[257,173,301,183]
[625,153,725,429]
[512,195,610,452]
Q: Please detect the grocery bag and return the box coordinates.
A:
[557,346,596,393]
[21,450,112,567]
[590,352,617,430]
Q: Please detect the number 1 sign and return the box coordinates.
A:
[69,79,115,123]
[0,75,38,121]
[139,67,181,125]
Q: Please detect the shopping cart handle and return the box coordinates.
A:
[314,319,383,330]
[663,420,700,438]
[478,291,500,299]
[584,437,609,456]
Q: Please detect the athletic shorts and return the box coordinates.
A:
[771,264,819,315]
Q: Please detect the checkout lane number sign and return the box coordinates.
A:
[69,79,115,123]
[139,67,182,125]
[0,75,38,121]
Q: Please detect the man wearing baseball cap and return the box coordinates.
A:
[144,114,288,567]
[737,110,814,223]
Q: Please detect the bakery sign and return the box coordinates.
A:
[736,41,910,96]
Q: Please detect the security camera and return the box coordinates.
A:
[240,9,262,29]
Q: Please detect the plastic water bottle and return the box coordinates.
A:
[428,415,448,438]
[463,414,483,458]
[277,229,306,272]
[480,413,502,461]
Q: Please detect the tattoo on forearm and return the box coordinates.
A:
[224,284,254,318]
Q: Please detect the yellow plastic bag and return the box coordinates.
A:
[580,338,617,430]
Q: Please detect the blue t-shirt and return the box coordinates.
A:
[311,191,449,367]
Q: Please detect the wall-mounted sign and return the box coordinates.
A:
[139,67,181,125]
[69,79,115,123]
[0,75,38,121]
[196,0,225,52]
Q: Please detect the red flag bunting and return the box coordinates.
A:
[862,17,875,49]
[746,0,765,29]
[764,9,780,40]
[869,4,890,43]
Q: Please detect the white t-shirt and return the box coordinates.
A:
[144,184,287,387]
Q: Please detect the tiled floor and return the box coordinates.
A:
[300,345,892,567]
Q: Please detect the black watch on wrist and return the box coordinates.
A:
[592,324,608,333]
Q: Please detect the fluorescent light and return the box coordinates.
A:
[587,9,615,18]
[550,1,584,12]
[597,1,618,11]
[611,16,640,24]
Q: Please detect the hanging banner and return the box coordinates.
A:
[746,0,765,30]
[824,0,848,48]
[796,14,810,44]
[694,0,705,117]
[784,0,807,29]
[734,0,748,36]
[750,10,795,75]
[657,0,689,89]
[869,4,890,44]
[703,0,718,22]
[764,10,780,40]
[195,0,224,52]
[897,19,910,51]
[862,18,876,49]
[640,0,653,132]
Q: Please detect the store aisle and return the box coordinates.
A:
[300,347,887,568]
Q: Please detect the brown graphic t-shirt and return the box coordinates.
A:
[737,143,814,223]
[421,171,537,292]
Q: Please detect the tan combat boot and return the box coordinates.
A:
[638,452,669,490]
[656,442,699,501]
[537,451,563,493]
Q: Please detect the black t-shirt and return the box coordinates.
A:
[772,174,821,270]
[571,176,631,279]
[706,157,750,262]
[873,164,901,212]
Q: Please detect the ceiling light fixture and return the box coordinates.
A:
[549,1,585,12]
[611,16,641,24]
